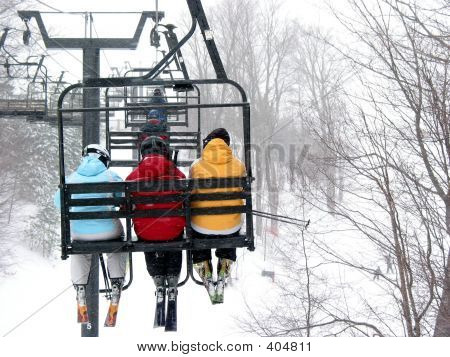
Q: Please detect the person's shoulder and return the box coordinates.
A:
[105,169,123,182]
[190,158,202,169]
[65,170,81,183]
[174,166,186,179]
[188,158,202,177]
[126,166,139,181]
[232,156,245,167]
[190,157,204,169]
[232,157,246,174]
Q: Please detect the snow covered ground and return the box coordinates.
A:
[0,234,273,339]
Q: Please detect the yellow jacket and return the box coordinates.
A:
[190,138,246,235]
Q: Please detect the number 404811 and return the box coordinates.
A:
[266,342,311,352]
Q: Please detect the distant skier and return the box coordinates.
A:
[54,144,127,327]
[126,136,185,331]
[189,128,246,304]
[384,254,394,274]
[137,109,169,156]
[373,266,382,281]
[148,87,167,121]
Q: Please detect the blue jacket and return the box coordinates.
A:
[148,95,167,121]
[54,156,124,241]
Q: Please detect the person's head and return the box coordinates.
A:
[153,88,162,96]
[203,128,230,149]
[147,109,160,122]
[82,144,111,168]
[140,136,170,159]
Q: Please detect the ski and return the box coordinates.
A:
[165,287,177,332]
[193,273,217,303]
[77,303,89,324]
[204,278,216,304]
[75,285,89,324]
[104,303,119,327]
[153,287,166,328]
[194,261,216,304]
[104,278,124,328]
[214,278,225,304]
[213,258,232,304]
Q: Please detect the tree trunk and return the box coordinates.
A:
[434,200,450,336]
[265,150,279,236]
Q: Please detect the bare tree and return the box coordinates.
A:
[240,0,448,334]
[330,0,449,336]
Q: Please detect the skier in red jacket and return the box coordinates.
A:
[126,136,185,331]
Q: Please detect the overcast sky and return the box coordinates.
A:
[15,0,344,82]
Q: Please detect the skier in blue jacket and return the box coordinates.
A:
[54,144,127,325]
[148,87,168,121]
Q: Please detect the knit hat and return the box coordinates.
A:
[203,128,230,148]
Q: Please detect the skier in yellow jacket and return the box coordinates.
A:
[189,128,246,304]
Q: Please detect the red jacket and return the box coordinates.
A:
[126,154,185,241]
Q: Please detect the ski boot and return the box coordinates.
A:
[104,278,124,327]
[194,260,215,304]
[165,287,178,332]
[214,258,233,304]
[74,284,89,324]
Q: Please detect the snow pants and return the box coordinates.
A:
[144,250,182,277]
[191,230,237,264]
[71,253,128,285]
[144,234,183,278]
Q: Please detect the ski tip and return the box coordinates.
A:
[104,318,117,327]
[153,318,166,328]
[104,304,119,327]
[210,296,224,305]
[208,295,217,305]
[77,305,89,324]
[154,306,166,328]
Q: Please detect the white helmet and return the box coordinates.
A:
[82,144,111,168]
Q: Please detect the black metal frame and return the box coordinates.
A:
[58,86,254,259]
[60,177,253,289]
[106,131,201,168]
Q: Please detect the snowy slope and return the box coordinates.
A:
[0,242,272,338]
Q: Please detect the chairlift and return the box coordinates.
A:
[0,55,48,119]
[56,0,255,292]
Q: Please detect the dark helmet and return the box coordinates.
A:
[203,128,230,148]
[140,136,170,158]
[82,144,111,168]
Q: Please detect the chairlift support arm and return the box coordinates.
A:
[17,11,165,49]
[161,25,190,79]
[186,0,227,79]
